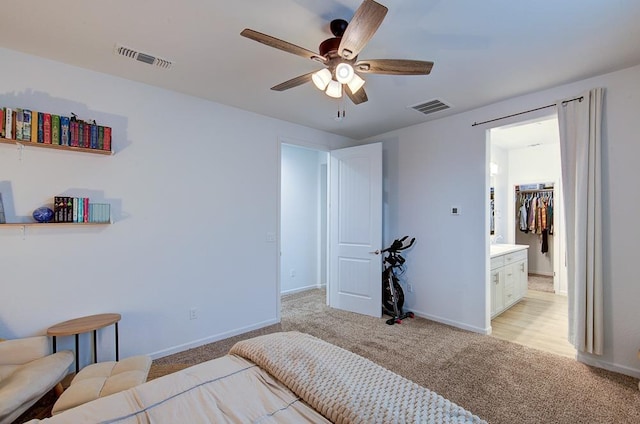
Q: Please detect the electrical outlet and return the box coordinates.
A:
[290,269,296,278]
[407,283,414,293]
[189,308,198,320]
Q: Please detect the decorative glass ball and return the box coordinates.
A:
[33,207,54,223]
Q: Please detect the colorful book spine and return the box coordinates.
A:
[38,112,44,143]
[83,198,89,222]
[70,121,79,146]
[65,197,73,222]
[43,113,52,144]
[72,198,78,223]
[97,126,104,150]
[15,109,23,140]
[5,108,13,139]
[83,122,90,148]
[53,196,64,222]
[103,127,111,151]
[0,108,4,138]
[51,115,60,145]
[77,122,84,147]
[22,110,32,141]
[90,124,98,149]
[60,116,70,146]
[30,111,38,142]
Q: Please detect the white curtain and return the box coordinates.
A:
[557,88,604,355]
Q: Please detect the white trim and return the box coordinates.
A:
[147,318,280,360]
[411,310,491,335]
[577,352,640,379]
[281,284,320,295]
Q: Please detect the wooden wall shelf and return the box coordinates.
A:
[0,137,113,155]
[0,222,110,227]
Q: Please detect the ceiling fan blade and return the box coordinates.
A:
[345,85,368,105]
[271,72,315,91]
[241,29,326,63]
[355,59,434,75]
[338,0,388,60]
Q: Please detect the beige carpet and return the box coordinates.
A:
[528,274,554,293]
[19,289,640,423]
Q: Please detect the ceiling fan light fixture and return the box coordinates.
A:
[347,73,365,94]
[335,63,355,84]
[325,79,342,98]
[312,68,332,91]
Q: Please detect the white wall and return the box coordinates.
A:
[367,63,640,378]
[0,48,352,364]
[280,144,327,294]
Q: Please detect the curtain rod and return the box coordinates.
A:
[471,96,584,127]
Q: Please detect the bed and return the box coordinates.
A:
[26,331,486,423]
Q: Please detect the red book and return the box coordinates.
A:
[43,113,52,144]
[83,198,89,222]
[70,121,79,146]
[103,127,111,151]
[83,123,91,148]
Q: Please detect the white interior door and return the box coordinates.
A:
[328,142,382,317]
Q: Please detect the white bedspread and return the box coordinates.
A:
[27,331,486,423]
[230,331,486,424]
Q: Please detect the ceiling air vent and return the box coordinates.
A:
[409,99,451,116]
[114,45,172,69]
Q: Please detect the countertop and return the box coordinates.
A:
[490,243,528,258]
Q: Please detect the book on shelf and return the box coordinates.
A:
[60,116,70,146]
[43,113,52,144]
[30,111,38,142]
[0,105,113,151]
[15,109,23,140]
[89,203,110,223]
[90,124,98,149]
[22,110,32,141]
[103,126,111,151]
[51,115,60,145]
[38,112,44,143]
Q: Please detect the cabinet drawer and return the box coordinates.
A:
[504,249,527,263]
[490,256,504,270]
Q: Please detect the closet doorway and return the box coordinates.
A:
[489,115,574,358]
[280,143,329,297]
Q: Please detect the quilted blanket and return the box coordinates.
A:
[230,331,486,424]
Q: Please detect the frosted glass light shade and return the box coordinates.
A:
[335,63,355,84]
[312,68,332,90]
[325,80,342,98]
[346,73,365,94]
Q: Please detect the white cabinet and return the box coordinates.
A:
[490,246,528,318]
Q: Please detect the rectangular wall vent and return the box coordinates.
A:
[409,99,451,115]
[114,45,172,69]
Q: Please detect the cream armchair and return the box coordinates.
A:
[0,336,73,424]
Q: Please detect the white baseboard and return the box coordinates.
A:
[281,284,323,295]
[410,309,490,335]
[148,318,279,360]
[576,352,640,379]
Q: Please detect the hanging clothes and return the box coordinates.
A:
[515,187,554,253]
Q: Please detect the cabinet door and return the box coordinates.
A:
[491,268,504,317]
[517,259,528,298]
[503,263,518,307]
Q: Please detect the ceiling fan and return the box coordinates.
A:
[240,0,434,105]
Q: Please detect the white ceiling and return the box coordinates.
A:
[491,116,559,151]
[1,1,639,140]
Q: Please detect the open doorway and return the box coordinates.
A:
[280,143,328,296]
[488,115,575,358]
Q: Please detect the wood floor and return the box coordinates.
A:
[491,289,576,358]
